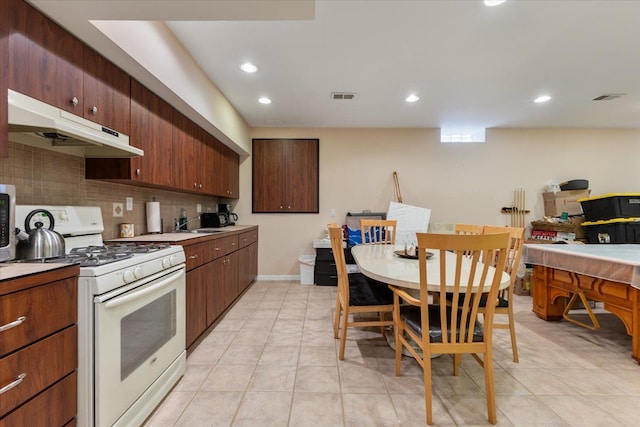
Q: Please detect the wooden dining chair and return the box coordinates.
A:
[389,232,509,425]
[454,223,485,236]
[360,219,397,245]
[329,224,394,360]
[480,225,525,363]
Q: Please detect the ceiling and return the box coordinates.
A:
[29,0,640,131]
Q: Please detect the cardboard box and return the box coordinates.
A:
[530,229,576,241]
[530,217,586,240]
[543,189,590,217]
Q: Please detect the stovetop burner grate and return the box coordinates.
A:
[13,243,173,267]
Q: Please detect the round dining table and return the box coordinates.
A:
[350,244,511,292]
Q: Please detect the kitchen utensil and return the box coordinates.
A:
[15,208,66,260]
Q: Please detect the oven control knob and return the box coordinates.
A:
[123,270,135,283]
[134,266,144,279]
[162,258,171,268]
[170,255,178,265]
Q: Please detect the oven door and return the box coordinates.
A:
[93,264,185,427]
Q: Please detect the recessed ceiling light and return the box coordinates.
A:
[405,94,420,103]
[534,95,552,103]
[258,97,271,104]
[484,0,506,6]
[240,62,258,73]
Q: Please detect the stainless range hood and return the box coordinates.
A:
[7,89,143,158]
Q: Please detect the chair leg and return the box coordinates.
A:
[508,308,519,363]
[483,351,497,424]
[338,306,349,360]
[424,345,433,425]
[333,298,341,339]
[394,320,402,376]
[453,354,461,376]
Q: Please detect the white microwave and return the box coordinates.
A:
[0,184,16,261]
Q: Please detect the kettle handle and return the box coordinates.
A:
[24,209,55,233]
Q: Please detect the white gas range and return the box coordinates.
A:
[16,206,187,427]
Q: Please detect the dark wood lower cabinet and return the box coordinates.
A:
[0,265,79,427]
[180,228,258,350]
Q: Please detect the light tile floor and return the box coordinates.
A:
[144,281,640,426]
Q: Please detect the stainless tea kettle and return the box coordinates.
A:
[15,209,66,260]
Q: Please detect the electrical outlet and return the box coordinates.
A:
[196,203,202,213]
[330,208,336,217]
[126,197,133,211]
[113,203,124,217]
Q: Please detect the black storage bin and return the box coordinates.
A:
[579,193,640,221]
[582,218,640,244]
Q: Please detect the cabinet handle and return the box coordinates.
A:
[215,247,220,251]
[90,106,98,115]
[287,205,291,209]
[71,97,78,106]
[199,184,203,189]
[0,316,26,332]
[279,206,283,209]
[0,373,26,395]
[188,254,199,259]
[136,169,141,176]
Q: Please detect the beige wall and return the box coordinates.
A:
[3,127,639,275]
[238,127,640,277]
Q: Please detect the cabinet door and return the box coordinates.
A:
[129,80,173,187]
[224,145,240,199]
[82,47,131,134]
[172,110,199,192]
[185,267,207,348]
[287,139,319,212]
[223,253,240,307]
[208,258,226,325]
[252,139,288,212]
[8,0,84,113]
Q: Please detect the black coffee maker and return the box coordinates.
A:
[218,203,238,226]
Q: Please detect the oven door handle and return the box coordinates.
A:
[102,269,185,309]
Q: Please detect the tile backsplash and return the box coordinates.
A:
[0,142,224,240]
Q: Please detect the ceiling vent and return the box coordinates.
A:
[592,93,625,101]
[331,92,356,100]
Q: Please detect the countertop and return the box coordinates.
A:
[107,225,257,243]
[0,262,76,282]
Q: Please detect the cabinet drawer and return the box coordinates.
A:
[314,272,338,286]
[225,235,239,254]
[1,278,77,357]
[208,237,226,260]
[0,326,77,417]
[314,260,337,274]
[0,371,77,427]
[315,247,354,264]
[238,229,258,248]
[184,242,207,270]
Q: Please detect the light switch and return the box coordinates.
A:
[126,197,133,211]
[197,204,202,213]
[330,208,336,217]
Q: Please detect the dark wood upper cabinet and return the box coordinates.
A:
[8,0,84,114]
[85,80,173,188]
[82,47,131,134]
[252,138,319,213]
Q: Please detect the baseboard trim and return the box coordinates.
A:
[257,275,300,281]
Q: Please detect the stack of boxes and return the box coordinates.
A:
[579,194,640,243]
[528,187,590,243]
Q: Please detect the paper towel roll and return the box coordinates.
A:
[146,202,161,233]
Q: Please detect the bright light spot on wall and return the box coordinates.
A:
[258,97,272,104]
[440,128,486,143]
[405,94,420,103]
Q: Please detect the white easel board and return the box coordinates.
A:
[387,201,431,244]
